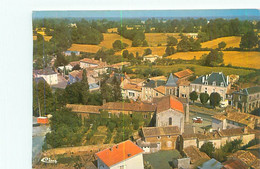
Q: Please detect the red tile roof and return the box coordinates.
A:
[95,140,143,167]
[121,83,142,92]
[222,159,247,169]
[156,95,184,113]
[174,69,194,78]
[102,102,156,112]
[66,104,101,114]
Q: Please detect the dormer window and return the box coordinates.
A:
[212,81,216,86]
[220,82,224,87]
[205,81,208,85]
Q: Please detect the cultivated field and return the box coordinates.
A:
[167,51,260,69]
[99,33,132,49]
[68,44,102,53]
[131,64,255,76]
[145,33,181,46]
[33,35,52,42]
[115,46,167,56]
[201,36,241,49]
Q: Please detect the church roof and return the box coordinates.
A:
[156,95,184,113]
[165,73,178,87]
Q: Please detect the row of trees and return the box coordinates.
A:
[190,91,221,108]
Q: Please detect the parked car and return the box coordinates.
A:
[193,117,203,123]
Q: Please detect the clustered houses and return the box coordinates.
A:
[190,72,231,101]
[182,127,258,149]
[120,78,145,101]
[232,86,260,113]
[140,69,194,102]
[68,69,100,91]
[96,140,144,169]
[212,109,260,130]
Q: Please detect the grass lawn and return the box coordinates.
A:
[131,64,255,76]
[143,150,181,169]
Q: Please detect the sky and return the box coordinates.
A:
[33,9,260,19]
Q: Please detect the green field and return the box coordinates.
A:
[143,150,181,169]
[131,64,255,76]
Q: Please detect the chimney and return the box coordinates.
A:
[192,125,196,133]
[202,76,205,83]
[100,58,102,62]
[226,75,229,85]
[155,81,158,87]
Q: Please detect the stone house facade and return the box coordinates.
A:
[190,72,231,101]
[141,126,181,150]
[232,86,260,113]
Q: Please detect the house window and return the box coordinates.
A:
[205,87,208,93]
[129,92,135,97]
[168,136,171,138]
[212,81,216,86]
[205,81,208,85]
[157,136,161,139]
[144,114,148,119]
[120,165,126,169]
[239,95,242,101]
[156,92,158,96]
[169,117,172,125]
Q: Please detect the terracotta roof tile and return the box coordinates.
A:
[102,102,156,112]
[174,69,194,78]
[222,159,248,169]
[154,86,166,94]
[121,83,142,92]
[156,95,184,113]
[66,104,101,114]
[95,140,143,167]
[218,127,257,137]
[183,146,210,164]
[228,150,258,167]
[142,126,180,137]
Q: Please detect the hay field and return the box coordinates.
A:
[115,46,167,56]
[68,44,101,53]
[99,33,132,49]
[201,36,241,49]
[145,33,181,46]
[167,51,260,69]
[131,64,255,76]
[33,35,52,42]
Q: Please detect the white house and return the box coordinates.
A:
[143,54,162,63]
[34,68,58,85]
[96,140,144,169]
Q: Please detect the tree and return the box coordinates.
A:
[142,40,149,47]
[112,40,128,51]
[200,142,215,157]
[203,49,224,66]
[111,76,122,101]
[200,93,209,105]
[122,50,129,58]
[33,80,54,116]
[210,92,221,108]
[81,69,89,104]
[190,91,198,104]
[165,46,176,56]
[240,30,258,49]
[218,41,226,50]
[167,36,178,46]
[143,48,152,56]
[72,64,81,70]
